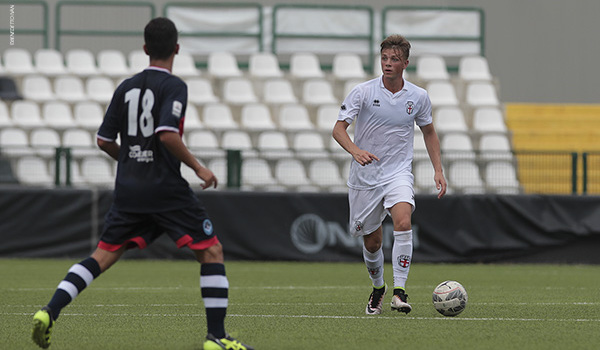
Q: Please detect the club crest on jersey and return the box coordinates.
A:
[397,255,411,268]
[406,101,414,115]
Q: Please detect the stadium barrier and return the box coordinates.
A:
[0,188,599,264]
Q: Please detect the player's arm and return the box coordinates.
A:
[332,120,379,166]
[97,138,120,161]
[158,130,217,189]
[420,123,447,198]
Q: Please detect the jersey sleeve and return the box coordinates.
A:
[338,85,364,125]
[155,77,187,134]
[97,84,124,141]
[414,93,433,127]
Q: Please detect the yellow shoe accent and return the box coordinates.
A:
[32,309,53,349]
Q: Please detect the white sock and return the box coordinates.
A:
[392,230,413,289]
[363,245,385,288]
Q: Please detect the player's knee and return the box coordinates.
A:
[194,242,224,264]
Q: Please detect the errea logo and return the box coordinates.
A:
[373,99,380,107]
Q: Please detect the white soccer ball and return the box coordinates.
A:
[432,280,468,317]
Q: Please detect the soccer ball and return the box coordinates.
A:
[432,280,468,317]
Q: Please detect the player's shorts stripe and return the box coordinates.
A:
[57,280,79,299]
[202,297,229,308]
[98,237,148,251]
[200,275,229,289]
[68,264,94,286]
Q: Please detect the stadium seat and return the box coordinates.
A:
[441,133,476,161]
[328,134,351,160]
[128,50,147,73]
[222,77,258,105]
[42,101,76,130]
[472,107,507,133]
[0,76,22,100]
[97,49,130,78]
[21,75,55,102]
[240,103,276,131]
[248,52,283,79]
[86,76,115,104]
[465,82,500,107]
[290,52,324,79]
[262,79,298,105]
[182,104,203,131]
[30,128,61,158]
[0,127,33,157]
[434,107,469,133]
[257,131,293,160]
[275,158,312,188]
[34,49,67,76]
[479,134,513,161]
[448,160,485,193]
[242,158,277,187]
[3,48,36,75]
[173,52,201,77]
[316,104,341,132]
[66,49,99,76]
[74,101,104,131]
[292,131,329,159]
[308,158,345,187]
[484,160,520,194]
[54,76,87,102]
[416,55,449,82]
[426,81,459,107]
[11,100,45,129]
[186,130,224,159]
[413,160,437,194]
[0,100,13,128]
[202,103,238,131]
[221,130,257,158]
[15,156,53,186]
[186,78,219,105]
[207,51,242,78]
[343,79,365,98]
[80,157,115,186]
[459,55,493,82]
[302,79,337,106]
[277,104,315,131]
[62,129,98,158]
[332,53,367,80]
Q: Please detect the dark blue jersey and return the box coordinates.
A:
[98,66,198,212]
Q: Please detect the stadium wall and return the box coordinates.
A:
[1,188,599,264]
[4,0,600,103]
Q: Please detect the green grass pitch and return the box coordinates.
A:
[2,258,599,349]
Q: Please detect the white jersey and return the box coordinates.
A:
[338,76,432,190]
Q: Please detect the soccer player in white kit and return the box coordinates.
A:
[333,35,447,315]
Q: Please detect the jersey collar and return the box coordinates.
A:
[145,66,171,74]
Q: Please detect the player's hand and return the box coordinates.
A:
[196,167,218,190]
[434,172,447,199]
[353,149,379,166]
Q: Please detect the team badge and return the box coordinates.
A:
[172,100,182,118]
[354,220,363,232]
[397,255,411,268]
[406,101,414,115]
[367,267,380,276]
[203,219,214,236]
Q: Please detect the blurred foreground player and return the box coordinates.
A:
[333,34,447,315]
[32,17,253,350]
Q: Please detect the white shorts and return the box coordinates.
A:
[348,179,415,237]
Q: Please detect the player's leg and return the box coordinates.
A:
[32,247,126,349]
[349,187,388,315]
[388,201,414,314]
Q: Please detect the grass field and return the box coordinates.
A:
[2,258,599,350]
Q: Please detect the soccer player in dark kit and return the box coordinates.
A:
[32,17,253,350]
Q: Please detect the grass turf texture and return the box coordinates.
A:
[2,259,599,350]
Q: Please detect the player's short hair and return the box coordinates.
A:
[380,35,411,61]
[144,17,178,60]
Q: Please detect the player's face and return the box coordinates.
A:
[381,48,408,80]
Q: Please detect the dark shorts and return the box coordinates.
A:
[98,204,219,252]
